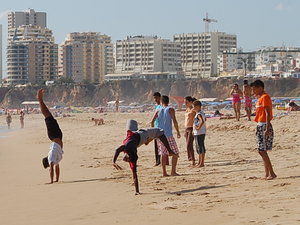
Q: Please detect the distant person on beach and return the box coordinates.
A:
[288,101,300,111]
[193,100,207,168]
[20,111,25,128]
[37,89,64,184]
[91,118,104,125]
[214,110,223,117]
[151,95,180,177]
[230,83,243,121]
[243,80,252,121]
[184,96,196,166]
[113,119,176,195]
[251,80,277,180]
[152,92,163,166]
[6,113,12,129]
[115,97,119,112]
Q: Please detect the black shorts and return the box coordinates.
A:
[124,134,140,163]
[195,134,206,154]
[45,116,62,140]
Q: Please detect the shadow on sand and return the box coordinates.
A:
[167,184,229,195]
[60,176,126,184]
[205,159,260,167]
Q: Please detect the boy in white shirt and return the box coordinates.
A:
[38,89,64,184]
[193,100,207,168]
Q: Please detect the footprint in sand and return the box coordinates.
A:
[164,206,177,210]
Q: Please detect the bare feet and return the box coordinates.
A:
[195,163,204,168]
[135,192,141,195]
[163,173,170,177]
[37,89,45,101]
[266,174,277,180]
[171,172,180,176]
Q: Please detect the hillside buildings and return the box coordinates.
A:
[255,47,300,74]
[6,9,58,85]
[174,32,237,78]
[59,32,114,83]
[217,48,255,75]
[4,9,300,83]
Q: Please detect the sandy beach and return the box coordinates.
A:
[0,111,299,225]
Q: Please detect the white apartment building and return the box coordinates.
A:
[115,36,182,74]
[6,25,58,84]
[218,48,255,75]
[255,47,300,73]
[8,9,47,41]
[59,32,114,83]
[174,32,237,78]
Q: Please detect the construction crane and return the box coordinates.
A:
[203,13,217,33]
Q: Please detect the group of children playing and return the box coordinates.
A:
[39,79,276,194]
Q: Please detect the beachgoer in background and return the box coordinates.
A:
[6,113,12,129]
[251,80,277,180]
[152,92,163,166]
[20,111,25,128]
[37,89,64,184]
[230,83,243,121]
[288,101,300,111]
[151,95,180,176]
[115,97,119,112]
[214,110,223,117]
[113,120,176,195]
[243,80,252,121]
[184,96,196,166]
[92,118,104,125]
[193,100,207,168]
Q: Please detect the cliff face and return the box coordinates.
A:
[1,78,299,108]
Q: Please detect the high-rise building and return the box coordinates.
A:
[6,9,58,85]
[174,32,237,78]
[0,24,2,80]
[59,32,114,83]
[115,36,182,74]
[8,9,46,41]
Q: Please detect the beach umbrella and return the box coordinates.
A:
[273,99,284,103]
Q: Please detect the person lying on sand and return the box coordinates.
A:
[92,118,104,125]
[113,119,176,195]
[288,102,300,111]
[38,89,64,184]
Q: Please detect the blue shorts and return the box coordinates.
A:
[195,134,206,154]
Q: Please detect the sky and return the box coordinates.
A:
[0,0,300,74]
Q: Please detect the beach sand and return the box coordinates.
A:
[0,111,299,225]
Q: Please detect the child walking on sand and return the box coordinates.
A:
[192,100,207,168]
